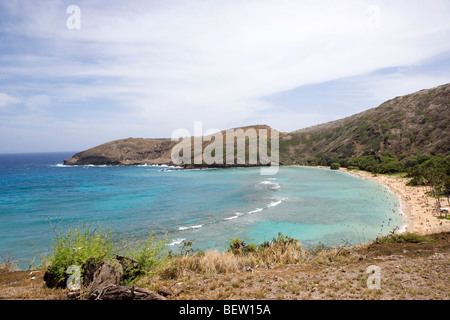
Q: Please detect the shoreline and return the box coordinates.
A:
[337,167,450,235]
[57,162,450,236]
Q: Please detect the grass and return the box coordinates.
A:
[155,234,360,283]
[0,260,16,274]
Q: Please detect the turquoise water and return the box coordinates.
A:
[0,153,403,269]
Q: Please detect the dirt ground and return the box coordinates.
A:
[1,233,448,300]
[164,232,449,300]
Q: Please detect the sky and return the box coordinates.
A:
[0,0,450,153]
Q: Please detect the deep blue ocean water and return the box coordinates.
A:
[0,152,403,269]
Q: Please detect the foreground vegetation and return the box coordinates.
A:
[2,226,448,300]
[38,226,439,293]
[42,225,167,287]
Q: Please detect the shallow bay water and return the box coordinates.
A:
[0,153,403,269]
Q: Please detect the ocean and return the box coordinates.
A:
[0,152,403,269]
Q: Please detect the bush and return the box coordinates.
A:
[228,238,258,255]
[121,234,167,279]
[43,225,168,286]
[43,225,117,284]
[330,163,340,170]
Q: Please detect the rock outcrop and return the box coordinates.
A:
[64,138,177,166]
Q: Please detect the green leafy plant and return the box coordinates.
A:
[122,234,166,271]
[43,225,116,283]
[120,234,167,282]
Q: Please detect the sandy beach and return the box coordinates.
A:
[341,168,450,235]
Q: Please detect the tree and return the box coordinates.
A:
[330,163,340,170]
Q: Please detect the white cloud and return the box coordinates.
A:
[0,93,20,108]
[1,0,450,151]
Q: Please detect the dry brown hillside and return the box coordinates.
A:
[64,138,177,165]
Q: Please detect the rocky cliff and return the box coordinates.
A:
[63,138,177,166]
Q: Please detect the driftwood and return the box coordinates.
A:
[157,286,174,297]
[91,285,167,300]
[88,260,123,299]
[82,258,99,287]
[85,257,166,300]
[89,284,167,300]
[43,255,167,300]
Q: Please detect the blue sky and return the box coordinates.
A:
[1,0,450,153]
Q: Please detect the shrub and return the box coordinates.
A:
[121,234,167,279]
[330,163,340,170]
[43,225,168,286]
[43,225,117,284]
[228,238,258,255]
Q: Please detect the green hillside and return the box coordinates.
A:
[279,83,450,173]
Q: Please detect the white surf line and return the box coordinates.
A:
[223,212,243,221]
[168,238,186,246]
[177,224,203,231]
[223,215,239,220]
[259,180,281,190]
[266,197,288,208]
[248,208,263,214]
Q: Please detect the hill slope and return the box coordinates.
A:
[280,83,450,165]
[64,83,450,167]
[64,125,281,167]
